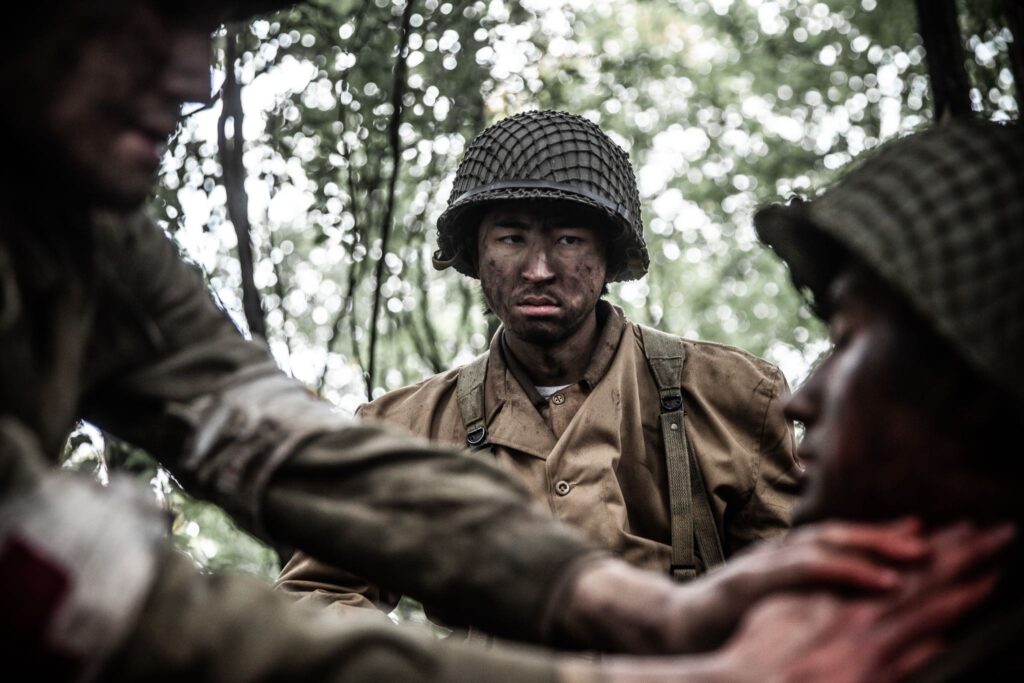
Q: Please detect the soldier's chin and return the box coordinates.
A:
[87,175,154,211]
[509,320,568,345]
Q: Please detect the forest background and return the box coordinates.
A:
[62,0,1019,622]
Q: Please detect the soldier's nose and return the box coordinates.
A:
[522,247,556,281]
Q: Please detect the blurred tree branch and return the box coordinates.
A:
[1005,0,1024,109]
[218,25,267,340]
[367,0,416,398]
[915,0,972,120]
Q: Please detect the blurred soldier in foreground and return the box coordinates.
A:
[755,119,1023,680]
[280,110,801,617]
[0,1,1009,681]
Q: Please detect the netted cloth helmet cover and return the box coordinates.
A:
[755,121,1024,404]
[434,110,649,282]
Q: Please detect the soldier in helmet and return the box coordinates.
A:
[753,119,1024,680]
[279,110,802,614]
[0,1,1007,681]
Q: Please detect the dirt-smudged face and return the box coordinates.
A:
[477,200,608,346]
[12,2,217,209]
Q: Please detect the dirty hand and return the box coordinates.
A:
[562,522,1011,683]
[555,518,1006,655]
[696,522,1012,683]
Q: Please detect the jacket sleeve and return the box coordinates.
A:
[729,367,801,550]
[105,548,574,683]
[0,420,574,683]
[275,548,400,619]
[80,212,597,643]
[274,403,401,618]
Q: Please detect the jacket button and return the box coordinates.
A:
[551,393,565,405]
[555,480,572,496]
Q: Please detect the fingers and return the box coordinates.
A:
[877,571,999,661]
[884,640,943,683]
[790,517,930,563]
[921,522,1015,583]
[779,546,904,591]
[748,519,1012,597]
[732,523,924,596]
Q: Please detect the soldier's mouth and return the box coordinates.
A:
[516,296,561,316]
[120,129,165,168]
[120,121,176,168]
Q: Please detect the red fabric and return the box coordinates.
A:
[0,535,80,680]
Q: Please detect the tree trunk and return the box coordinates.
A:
[914,0,973,121]
[1005,0,1024,113]
[218,26,267,341]
[366,0,416,397]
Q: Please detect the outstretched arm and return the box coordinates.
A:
[81,213,595,642]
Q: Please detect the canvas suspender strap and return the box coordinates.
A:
[639,325,725,581]
[455,330,725,579]
[455,353,491,450]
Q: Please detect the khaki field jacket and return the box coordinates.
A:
[278,302,800,615]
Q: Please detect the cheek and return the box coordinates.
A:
[478,257,510,307]
[813,350,879,474]
[821,349,930,499]
[566,254,606,294]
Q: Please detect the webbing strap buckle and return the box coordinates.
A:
[660,395,683,413]
[671,564,698,582]
[465,427,488,449]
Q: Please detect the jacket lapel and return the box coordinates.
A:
[485,357,557,460]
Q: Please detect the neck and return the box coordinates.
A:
[503,308,601,386]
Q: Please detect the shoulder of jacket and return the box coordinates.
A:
[627,321,783,388]
[358,365,463,419]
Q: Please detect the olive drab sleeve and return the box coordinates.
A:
[1,419,166,682]
[104,549,572,683]
[0,421,577,683]
[274,401,398,619]
[79,212,597,643]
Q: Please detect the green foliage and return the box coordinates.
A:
[168,484,280,579]
[150,0,1019,405]
[62,429,279,581]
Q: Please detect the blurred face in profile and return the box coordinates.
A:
[476,200,608,346]
[785,262,1020,526]
[9,1,217,208]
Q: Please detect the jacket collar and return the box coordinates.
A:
[484,300,627,459]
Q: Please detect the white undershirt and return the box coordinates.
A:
[535,384,573,399]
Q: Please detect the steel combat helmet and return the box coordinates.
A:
[42,0,296,22]
[755,121,1024,405]
[433,110,649,282]
[143,0,295,23]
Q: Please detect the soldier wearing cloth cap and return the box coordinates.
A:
[753,120,1024,679]
[0,1,1007,681]
[279,111,802,612]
